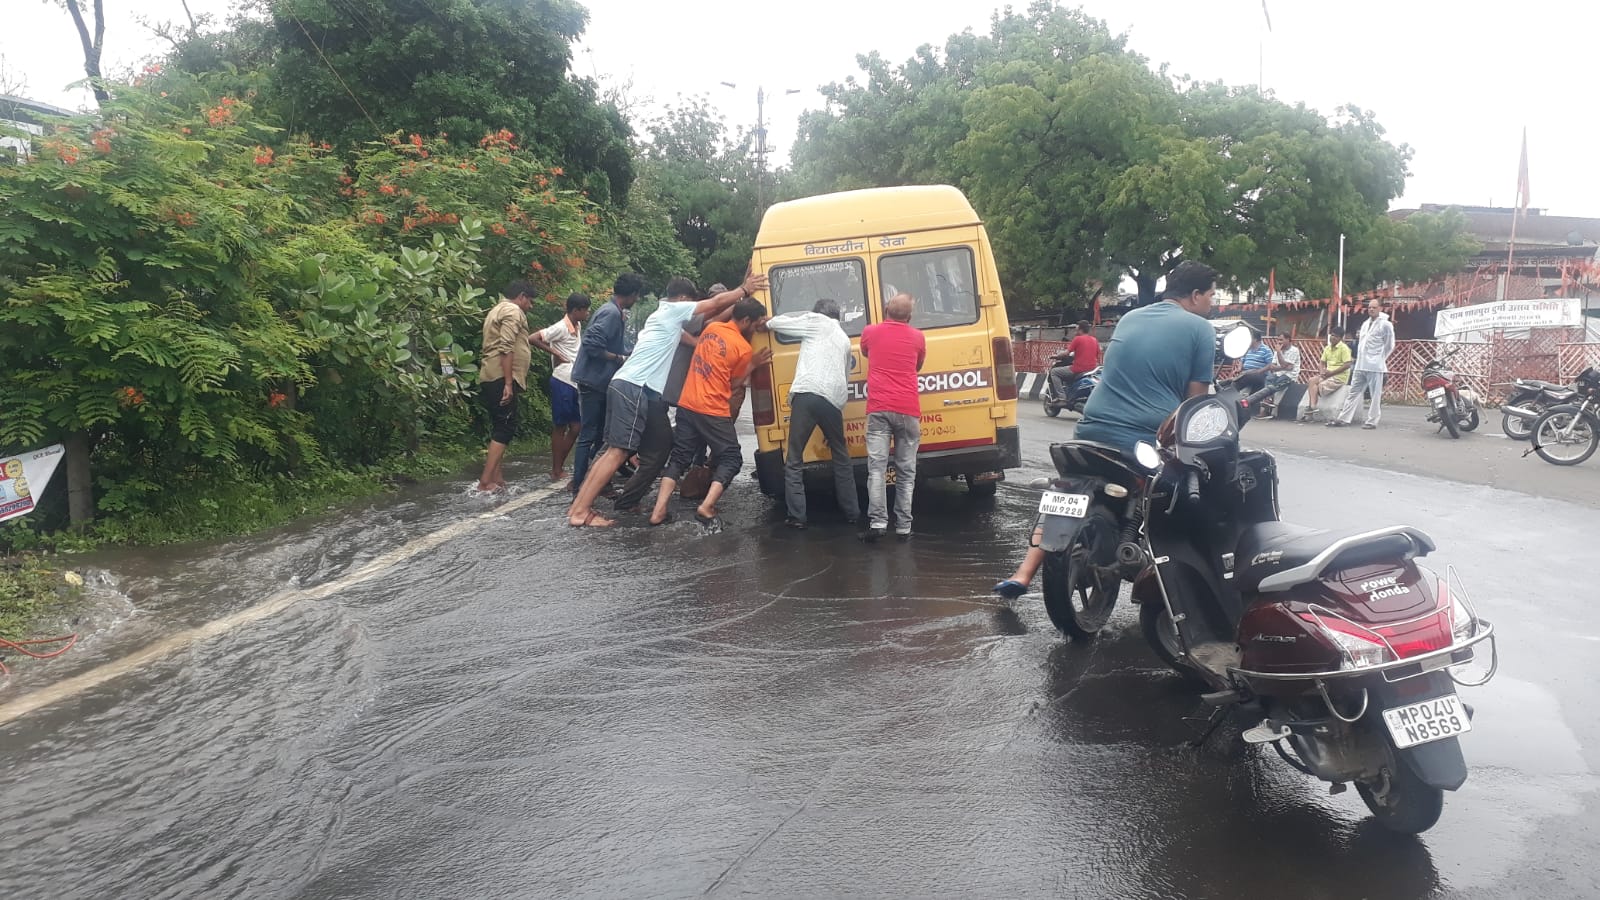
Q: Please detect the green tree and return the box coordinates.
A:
[1341,209,1482,293]
[166,0,634,204]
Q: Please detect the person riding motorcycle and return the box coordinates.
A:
[1047,320,1102,402]
[995,262,1219,599]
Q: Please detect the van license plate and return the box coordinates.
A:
[1038,491,1089,518]
[1382,694,1471,749]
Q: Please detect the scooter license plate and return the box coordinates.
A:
[1038,491,1089,518]
[1382,693,1472,749]
[1426,387,1446,400]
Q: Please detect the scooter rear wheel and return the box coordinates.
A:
[1040,507,1121,640]
[1502,408,1534,441]
[1441,406,1461,439]
[1357,760,1445,834]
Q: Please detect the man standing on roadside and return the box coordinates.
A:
[648,297,772,527]
[766,298,858,529]
[861,293,926,541]
[1301,326,1351,422]
[570,273,643,490]
[531,292,590,481]
[996,261,1217,599]
[475,281,536,492]
[567,272,768,528]
[1330,299,1395,430]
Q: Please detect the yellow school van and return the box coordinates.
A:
[747,185,1020,498]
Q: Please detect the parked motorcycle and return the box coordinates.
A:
[1421,347,1480,439]
[1529,367,1600,466]
[1499,377,1576,441]
[1031,326,1496,833]
[1042,365,1101,417]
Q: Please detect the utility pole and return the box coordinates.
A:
[722,82,801,213]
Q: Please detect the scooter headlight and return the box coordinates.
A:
[1183,403,1231,444]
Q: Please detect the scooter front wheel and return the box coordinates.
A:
[1040,507,1121,640]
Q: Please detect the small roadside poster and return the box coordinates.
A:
[0,444,66,523]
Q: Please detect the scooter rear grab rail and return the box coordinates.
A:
[1255,525,1436,592]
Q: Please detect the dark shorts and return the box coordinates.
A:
[604,380,657,454]
[480,378,523,445]
[665,407,742,486]
[550,378,580,426]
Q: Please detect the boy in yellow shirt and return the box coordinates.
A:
[1302,326,1353,422]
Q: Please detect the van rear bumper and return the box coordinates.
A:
[754,426,1021,496]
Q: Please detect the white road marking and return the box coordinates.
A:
[0,482,568,726]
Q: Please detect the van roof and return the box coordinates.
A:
[754,185,982,249]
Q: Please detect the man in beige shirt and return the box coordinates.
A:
[477,281,535,491]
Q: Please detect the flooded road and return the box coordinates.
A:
[2,413,1596,899]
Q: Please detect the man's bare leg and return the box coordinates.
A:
[567,447,625,526]
[696,481,728,521]
[478,440,509,491]
[995,529,1046,598]
[648,477,679,525]
[550,423,578,480]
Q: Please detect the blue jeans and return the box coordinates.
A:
[573,384,608,488]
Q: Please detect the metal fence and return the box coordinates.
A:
[1013,334,1600,405]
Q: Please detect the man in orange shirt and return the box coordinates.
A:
[648,297,772,527]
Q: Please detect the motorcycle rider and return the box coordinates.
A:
[1047,321,1101,402]
[995,262,1218,599]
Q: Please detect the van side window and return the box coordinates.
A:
[878,247,980,330]
[768,258,870,342]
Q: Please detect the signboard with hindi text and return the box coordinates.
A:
[0,444,66,523]
[1434,298,1582,337]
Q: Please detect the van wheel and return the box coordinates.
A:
[964,475,997,498]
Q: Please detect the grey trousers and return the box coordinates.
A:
[866,411,921,533]
[1337,369,1385,426]
[785,392,859,523]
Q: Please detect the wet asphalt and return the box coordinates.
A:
[0,408,1596,899]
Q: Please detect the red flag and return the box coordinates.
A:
[1091,293,1101,325]
[1266,268,1276,336]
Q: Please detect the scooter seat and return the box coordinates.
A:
[1518,379,1564,391]
[1235,522,1436,594]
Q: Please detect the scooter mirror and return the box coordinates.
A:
[1222,325,1253,360]
[1133,441,1162,472]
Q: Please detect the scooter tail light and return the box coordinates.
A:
[993,337,1018,401]
[750,363,776,427]
[1422,375,1450,391]
[1296,611,1393,669]
[1440,574,1476,643]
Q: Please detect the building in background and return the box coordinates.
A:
[1,93,77,160]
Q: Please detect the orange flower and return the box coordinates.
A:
[253,146,274,166]
[531,261,543,271]
[59,145,80,165]
[91,129,114,154]
[181,127,192,134]
[410,133,424,147]
[379,184,397,195]
[268,391,286,408]
[490,222,508,236]
[551,167,564,176]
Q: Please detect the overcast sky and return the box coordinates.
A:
[6,0,1598,215]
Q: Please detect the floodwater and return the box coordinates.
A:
[0,421,1596,899]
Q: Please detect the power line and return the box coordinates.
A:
[277,2,382,138]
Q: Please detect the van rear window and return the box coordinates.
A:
[768,258,870,341]
[878,247,980,330]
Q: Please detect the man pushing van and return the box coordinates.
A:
[861,293,926,541]
[765,298,859,529]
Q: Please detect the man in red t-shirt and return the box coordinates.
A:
[1048,321,1101,401]
[649,297,771,527]
[860,293,927,540]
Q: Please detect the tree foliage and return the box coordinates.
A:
[165,0,634,204]
[791,1,1446,307]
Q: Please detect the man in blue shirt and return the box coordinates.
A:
[570,273,643,489]
[1074,261,1219,455]
[996,261,1219,600]
[1234,330,1277,393]
[568,271,768,528]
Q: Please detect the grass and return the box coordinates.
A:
[0,437,546,639]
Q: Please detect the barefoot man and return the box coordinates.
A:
[476,280,536,491]
[567,271,768,528]
[648,296,771,527]
[530,292,591,481]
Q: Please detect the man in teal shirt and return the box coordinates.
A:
[1075,261,1219,455]
[996,261,1219,600]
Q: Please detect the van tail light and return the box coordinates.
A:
[751,363,776,427]
[993,337,1017,401]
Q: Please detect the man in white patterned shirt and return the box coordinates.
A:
[764,298,859,529]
